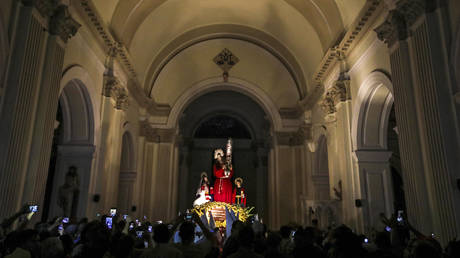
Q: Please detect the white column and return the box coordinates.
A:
[376,1,460,244]
[354,151,394,232]
[0,2,79,219]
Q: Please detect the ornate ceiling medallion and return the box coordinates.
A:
[213,48,239,82]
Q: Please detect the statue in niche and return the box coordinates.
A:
[333,180,342,201]
[58,166,80,218]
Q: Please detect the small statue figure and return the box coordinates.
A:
[232,177,246,207]
[193,172,212,206]
[213,148,233,203]
[57,166,80,218]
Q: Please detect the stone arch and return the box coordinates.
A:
[45,67,97,219]
[177,90,270,217]
[59,79,95,144]
[352,71,395,231]
[144,24,307,98]
[352,71,394,151]
[191,113,255,140]
[167,76,283,132]
[117,131,137,214]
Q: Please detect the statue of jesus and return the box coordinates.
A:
[213,148,233,203]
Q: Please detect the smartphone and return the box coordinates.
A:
[58,224,64,235]
[156,220,163,224]
[123,214,128,220]
[364,238,369,243]
[29,205,38,213]
[144,241,148,248]
[136,231,143,238]
[106,217,113,229]
[62,217,69,224]
[397,210,404,223]
[148,225,152,232]
[110,208,117,217]
[129,222,134,230]
[185,210,192,221]
[385,226,392,232]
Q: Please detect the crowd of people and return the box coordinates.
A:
[0,205,459,258]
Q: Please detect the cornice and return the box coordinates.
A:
[74,0,169,115]
[301,0,383,111]
[311,0,383,85]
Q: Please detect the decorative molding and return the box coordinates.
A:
[213,48,239,72]
[114,87,129,110]
[302,0,383,111]
[49,5,81,42]
[375,9,408,47]
[375,0,442,47]
[321,73,351,114]
[22,1,80,43]
[103,48,129,110]
[139,121,176,143]
[75,0,167,115]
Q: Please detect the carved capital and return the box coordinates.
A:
[375,9,408,46]
[396,0,426,27]
[376,0,441,47]
[321,74,350,114]
[321,91,336,115]
[114,88,129,111]
[103,74,119,97]
[49,5,81,42]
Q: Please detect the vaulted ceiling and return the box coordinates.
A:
[90,0,366,110]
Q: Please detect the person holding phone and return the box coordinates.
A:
[140,224,182,258]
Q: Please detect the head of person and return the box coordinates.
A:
[238,225,255,248]
[179,221,195,245]
[153,224,170,244]
[231,220,244,236]
[40,237,65,258]
[280,225,292,239]
[412,240,442,258]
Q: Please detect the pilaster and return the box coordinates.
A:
[375,0,460,244]
[0,1,79,219]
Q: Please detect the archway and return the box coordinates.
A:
[44,79,95,220]
[352,71,395,231]
[177,90,271,220]
[117,132,136,214]
[305,134,337,228]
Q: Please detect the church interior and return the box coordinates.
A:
[1,0,460,257]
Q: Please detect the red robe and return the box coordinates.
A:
[213,164,233,203]
[232,187,246,207]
